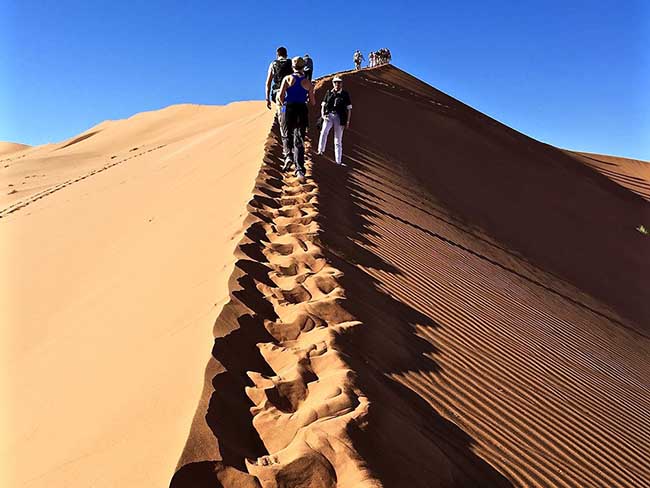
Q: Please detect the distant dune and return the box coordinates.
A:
[0,142,30,157]
[3,65,649,488]
[565,150,650,201]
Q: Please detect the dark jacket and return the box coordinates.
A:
[304,57,314,80]
[322,89,352,125]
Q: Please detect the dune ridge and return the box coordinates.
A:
[174,65,649,487]
[307,65,650,486]
[0,143,30,158]
[565,151,650,201]
[171,127,381,487]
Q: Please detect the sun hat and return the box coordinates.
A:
[292,56,306,69]
[332,76,343,82]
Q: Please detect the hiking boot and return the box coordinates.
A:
[295,169,306,181]
[282,156,293,171]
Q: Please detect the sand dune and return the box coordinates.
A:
[4,64,649,487]
[566,151,650,201]
[1,102,273,487]
[0,143,30,157]
[173,65,649,487]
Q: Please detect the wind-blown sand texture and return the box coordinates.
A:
[3,65,649,487]
[565,151,650,202]
[1,102,273,487]
[172,66,649,487]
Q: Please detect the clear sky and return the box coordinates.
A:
[2,0,648,160]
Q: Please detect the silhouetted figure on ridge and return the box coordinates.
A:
[368,48,392,67]
[303,54,314,81]
[353,50,364,70]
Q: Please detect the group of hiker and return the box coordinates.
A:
[265,47,352,180]
[354,48,392,69]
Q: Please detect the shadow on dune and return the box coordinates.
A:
[321,65,649,334]
[311,156,512,487]
[171,167,287,487]
[307,92,513,485]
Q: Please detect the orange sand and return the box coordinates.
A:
[4,65,649,488]
[1,102,273,487]
[174,66,649,487]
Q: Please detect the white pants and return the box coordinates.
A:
[318,113,344,163]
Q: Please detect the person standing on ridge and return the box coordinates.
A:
[303,54,314,81]
[265,46,293,110]
[353,50,364,70]
[277,56,315,180]
[368,51,375,67]
[317,76,352,166]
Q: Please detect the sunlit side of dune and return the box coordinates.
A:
[1,102,273,487]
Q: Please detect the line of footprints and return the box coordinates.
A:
[241,137,381,488]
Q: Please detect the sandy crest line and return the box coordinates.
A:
[242,128,381,487]
[0,144,166,219]
[170,125,381,487]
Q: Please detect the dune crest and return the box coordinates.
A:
[174,65,649,487]
[0,142,30,157]
[171,129,381,488]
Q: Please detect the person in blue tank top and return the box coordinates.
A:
[277,56,315,180]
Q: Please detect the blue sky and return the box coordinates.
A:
[2,0,648,159]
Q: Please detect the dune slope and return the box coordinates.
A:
[0,142,30,157]
[1,102,273,487]
[310,66,650,486]
[565,151,650,201]
[173,65,649,487]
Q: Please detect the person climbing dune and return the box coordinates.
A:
[265,46,293,110]
[277,56,316,181]
[353,50,364,70]
[317,75,352,166]
[303,53,314,81]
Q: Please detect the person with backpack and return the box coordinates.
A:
[303,54,314,81]
[277,56,315,180]
[265,46,293,110]
[316,76,352,166]
[353,50,364,70]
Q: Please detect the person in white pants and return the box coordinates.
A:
[317,76,352,165]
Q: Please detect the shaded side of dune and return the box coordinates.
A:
[309,65,650,486]
[565,150,650,202]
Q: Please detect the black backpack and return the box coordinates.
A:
[272,58,293,90]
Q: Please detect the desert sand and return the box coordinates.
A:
[1,102,273,487]
[566,151,650,201]
[4,65,649,487]
[0,143,30,157]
